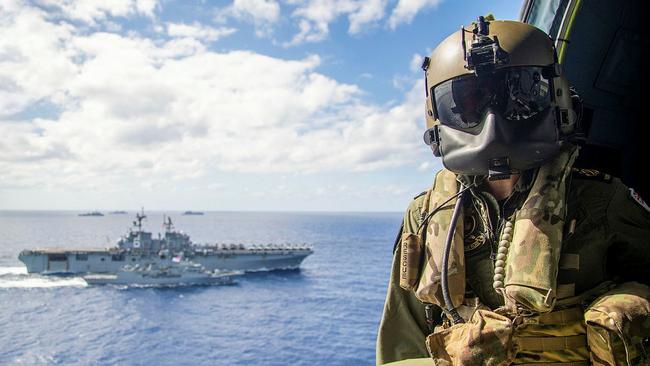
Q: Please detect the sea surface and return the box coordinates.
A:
[0,211,401,366]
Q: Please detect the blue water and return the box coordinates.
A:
[0,211,401,366]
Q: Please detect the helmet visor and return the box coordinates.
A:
[433,67,552,129]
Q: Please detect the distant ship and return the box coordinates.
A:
[19,212,313,275]
[83,261,239,286]
[182,211,204,215]
[108,211,128,215]
[79,211,104,217]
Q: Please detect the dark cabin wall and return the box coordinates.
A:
[558,0,649,198]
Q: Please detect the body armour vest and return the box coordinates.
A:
[397,144,650,365]
[400,144,578,313]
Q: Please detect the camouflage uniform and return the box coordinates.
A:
[377,165,650,365]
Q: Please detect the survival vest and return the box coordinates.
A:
[398,144,650,365]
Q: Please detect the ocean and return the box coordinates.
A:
[0,211,401,366]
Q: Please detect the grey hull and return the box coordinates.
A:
[83,272,235,286]
[19,249,311,275]
[191,251,311,271]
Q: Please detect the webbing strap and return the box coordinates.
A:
[556,283,576,299]
[556,281,616,307]
[515,362,589,366]
[516,334,587,351]
[536,307,583,324]
[559,253,580,270]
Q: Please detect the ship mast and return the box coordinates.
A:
[135,208,146,232]
[164,216,174,232]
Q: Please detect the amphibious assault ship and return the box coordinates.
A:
[19,212,313,275]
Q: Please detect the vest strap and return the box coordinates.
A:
[556,283,576,299]
[536,306,583,324]
[559,253,580,270]
[516,334,587,351]
[515,362,589,366]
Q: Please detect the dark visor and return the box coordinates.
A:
[432,67,552,129]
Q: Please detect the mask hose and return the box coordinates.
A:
[441,186,467,325]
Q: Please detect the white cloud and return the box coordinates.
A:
[418,161,431,171]
[167,22,237,42]
[0,1,426,196]
[388,0,443,29]
[286,18,328,45]
[212,0,441,46]
[35,0,159,24]
[0,1,78,116]
[215,0,280,37]
[269,0,444,45]
[410,53,424,72]
[104,21,123,32]
[135,0,157,17]
[348,0,386,34]
[390,51,428,92]
[232,0,280,22]
[285,0,388,46]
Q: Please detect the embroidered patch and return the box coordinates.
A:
[463,215,486,252]
[464,233,486,252]
[572,168,612,183]
[630,188,650,213]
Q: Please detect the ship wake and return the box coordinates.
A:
[0,266,87,289]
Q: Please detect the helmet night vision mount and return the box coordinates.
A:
[462,16,509,75]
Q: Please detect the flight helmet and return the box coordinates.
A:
[422,16,578,179]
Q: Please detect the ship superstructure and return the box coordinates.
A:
[18,212,312,274]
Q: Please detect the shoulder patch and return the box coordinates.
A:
[413,191,427,199]
[572,168,612,183]
[629,188,650,213]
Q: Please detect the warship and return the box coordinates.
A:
[83,261,239,286]
[19,212,313,275]
[79,211,103,217]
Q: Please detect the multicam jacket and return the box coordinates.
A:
[376,166,650,365]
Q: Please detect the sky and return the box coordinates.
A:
[0,0,522,211]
